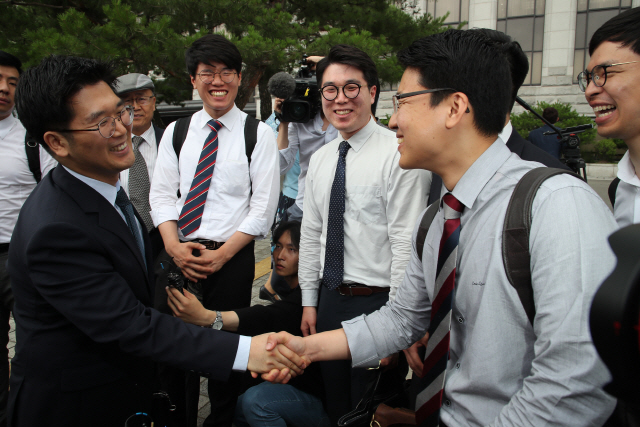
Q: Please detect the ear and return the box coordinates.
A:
[444,92,470,130]
[369,84,377,105]
[237,72,242,85]
[43,131,70,159]
[191,75,197,90]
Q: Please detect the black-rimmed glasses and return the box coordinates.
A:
[392,88,456,113]
[197,70,237,84]
[122,95,155,106]
[577,61,640,92]
[60,105,134,139]
[320,83,365,101]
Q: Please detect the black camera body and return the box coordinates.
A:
[280,77,321,123]
[543,124,591,176]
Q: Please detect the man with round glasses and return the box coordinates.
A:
[114,73,165,258]
[579,7,640,228]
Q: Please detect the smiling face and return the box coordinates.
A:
[0,65,19,120]
[45,82,134,185]
[273,230,299,279]
[585,41,640,147]
[121,88,156,135]
[320,63,376,140]
[191,61,240,119]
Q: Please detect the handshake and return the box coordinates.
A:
[247,332,311,383]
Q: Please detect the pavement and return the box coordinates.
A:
[5,179,615,426]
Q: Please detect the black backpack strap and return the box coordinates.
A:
[608,177,620,208]
[502,167,583,326]
[243,115,260,194]
[172,115,193,160]
[427,174,443,206]
[25,132,42,183]
[417,200,440,263]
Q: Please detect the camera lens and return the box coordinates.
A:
[291,104,307,121]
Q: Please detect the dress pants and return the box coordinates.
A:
[0,249,11,427]
[154,241,255,427]
[316,286,391,426]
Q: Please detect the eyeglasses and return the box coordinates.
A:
[197,70,237,84]
[122,95,155,106]
[60,105,134,139]
[392,88,456,113]
[320,83,365,101]
[577,61,640,92]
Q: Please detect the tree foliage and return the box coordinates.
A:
[1,0,449,115]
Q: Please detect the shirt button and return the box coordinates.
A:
[457,316,464,324]
[456,363,461,369]
[444,400,451,407]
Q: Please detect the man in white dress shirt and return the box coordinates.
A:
[149,34,280,427]
[298,44,430,425]
[0,50,56,427]
[114,73,165,258]
[580,8,640,227]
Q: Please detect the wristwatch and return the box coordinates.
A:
[209,310,223,330]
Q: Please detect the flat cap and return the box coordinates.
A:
[114,73,155,95]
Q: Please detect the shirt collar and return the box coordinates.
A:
[617,151,640,187]
[447,139,511,210]
[63,166,120,207]
[198,105,240,132]
[138,125,156,145]
[339,116,376,153]
[498,121,512,145]
[0,114,17,140]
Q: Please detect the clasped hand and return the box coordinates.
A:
[167,241,228,282]
[249,332,311,383]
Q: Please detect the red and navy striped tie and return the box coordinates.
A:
[178,119,221,236]
[415,193,464,427]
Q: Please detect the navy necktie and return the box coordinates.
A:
[323,141,351,290]
[115,187,145,258]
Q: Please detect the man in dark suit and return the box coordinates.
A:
[527,107,563,160]
[426,29,569,206]
[114,73,165,259]
[7,55,304,427]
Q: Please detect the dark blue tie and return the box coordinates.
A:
[323,141,351,290]
[116,187,145,258]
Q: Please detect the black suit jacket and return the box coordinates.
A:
[7,166,238,426]
[149,123,166,257]
[428,130,570,204]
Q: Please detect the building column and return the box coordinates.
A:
[468,0,497,29]
[632,0,640,7]
[541,0,578,86]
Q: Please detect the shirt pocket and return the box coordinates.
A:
[212,160,250,196]
[346,185,383,225]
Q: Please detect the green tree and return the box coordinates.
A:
[1,0,448,116]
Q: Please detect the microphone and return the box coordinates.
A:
[268,72,296,99]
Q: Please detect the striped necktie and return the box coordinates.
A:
[414,193,464,427]
[178,119,221,236]
[128,135,154,232]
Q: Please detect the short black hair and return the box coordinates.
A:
[0,50,22,75]
[397,30,511,137]
[273,220,301,251]
[542,107,559,123]
[186,34,242,77]
[470,29,529,110]
[589,7,640,56]
[15,55,116,152]
[316,45,379,115]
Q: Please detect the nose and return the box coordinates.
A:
[584,77,602,100]
[334,87,349,103]
[388,112,399,131]
[0,78,8,94]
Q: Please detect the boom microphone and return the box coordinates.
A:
[268,72,296,99]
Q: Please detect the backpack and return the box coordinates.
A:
[608,177,620,207]
[416,167,583,326]
[25,132,41,183]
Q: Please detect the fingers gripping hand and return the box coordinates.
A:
[404,332,429,377]
[248,333,308,381]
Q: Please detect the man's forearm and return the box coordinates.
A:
[277,122,290,150]
[217,231,255,264]
[303,329,351,362]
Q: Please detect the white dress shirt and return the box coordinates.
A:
[299,118,431,304]
[119,124,158,195]
[150,106,280,242]
[497,120,513,144]
[612,150,640,227]
[0,114,57,243]
[279,114,338,212]
[343,140,616,426]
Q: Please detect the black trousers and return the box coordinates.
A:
[0,248,10,427]
[154,241,255,427]
[316,286,399,427]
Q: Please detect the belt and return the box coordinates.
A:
[337,283,390,296]
[0,243,8,253]
[188,239,225,250]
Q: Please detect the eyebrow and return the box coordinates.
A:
[87,100,125,123]
[322,79,362,87]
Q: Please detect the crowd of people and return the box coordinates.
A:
[0,5,638,427]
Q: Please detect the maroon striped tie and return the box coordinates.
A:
[414,193,464,427]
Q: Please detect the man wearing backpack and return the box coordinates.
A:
[149,35,280,427]
[579,7,640,227]
[0,50,56,427]
[264,30,617,426]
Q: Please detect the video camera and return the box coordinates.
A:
[268,56,322,123]
[516,97,590,180]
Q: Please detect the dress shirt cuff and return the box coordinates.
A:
[237,217,269,239]
[151,206,180,228]
[301,288,319,307]
[279,148,294,174]
[232,335,251,372]
[342,315,381,368]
